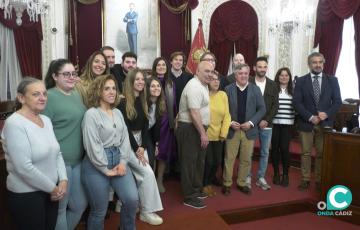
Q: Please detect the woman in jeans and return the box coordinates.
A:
[82,74,138,230]
[43,59,88,230]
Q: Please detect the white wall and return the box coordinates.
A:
[41,0,68,78]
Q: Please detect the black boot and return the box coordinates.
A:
[273,173,281,185]
[281,175,289,187]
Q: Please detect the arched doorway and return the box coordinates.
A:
[208,0,258,76]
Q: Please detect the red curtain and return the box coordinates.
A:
[68,0,79,70]
[76,1,102,70]
[208,0,258,76]
[314,0,360,97]
[160,0,198,60]
[0,9,42,78]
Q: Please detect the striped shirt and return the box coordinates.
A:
[273,88,295,125]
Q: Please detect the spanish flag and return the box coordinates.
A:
[186,19,207,74]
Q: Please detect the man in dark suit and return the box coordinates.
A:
[249,56,279,191]
[123,3,138,54]
[222,63,266,195]
[293,52,342,191]
[101,46,137,94]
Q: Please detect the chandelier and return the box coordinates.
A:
[0,0,50,25]
[268,0,314,38]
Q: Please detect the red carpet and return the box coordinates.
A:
[105,162,326,229]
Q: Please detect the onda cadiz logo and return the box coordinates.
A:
[317,185,352,216]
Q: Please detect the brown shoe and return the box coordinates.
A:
[298,180,310,191]
[237,185,251,195]
[207,185,216,196]
[222,186,231,196]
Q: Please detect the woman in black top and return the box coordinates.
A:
[117,68,164,225]
[146,77,166,169]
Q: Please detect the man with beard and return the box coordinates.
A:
[101,46,137,94]
[293,52,341,191]
[249,56,278,191]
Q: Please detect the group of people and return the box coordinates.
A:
[1,46,342,229]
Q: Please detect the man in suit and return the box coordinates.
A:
[293,52,342,191]
[123,3,138,54]
[249,56,279,191]
[101,48,137,94]
[222,63,266,195]
[227,53,246,84]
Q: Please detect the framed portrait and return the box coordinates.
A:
[102,0,160,68]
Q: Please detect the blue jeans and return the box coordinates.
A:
[82,147,139,230]
[257,128,272,179]
[55,163,87,230]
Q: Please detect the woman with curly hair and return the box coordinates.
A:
[82,74,138,229]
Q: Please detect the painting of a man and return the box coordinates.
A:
[123,2,138,54]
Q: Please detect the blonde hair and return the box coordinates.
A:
[87,74,120,108]
[123,68,148,120]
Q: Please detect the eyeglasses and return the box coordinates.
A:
[57,72,78,78]
[202,58,216,63]
[210,78,220,82]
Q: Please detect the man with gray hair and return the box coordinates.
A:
[222,63,265,196]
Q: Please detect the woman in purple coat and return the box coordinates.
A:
[151,57,177,193]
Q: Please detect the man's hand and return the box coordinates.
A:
[200,133,209,149]
[106,169,118,177]
[310,116,321,125]
[240,121,252,131]
[318,112,328,121]
[230,121,241,130]
[259,120,268,129]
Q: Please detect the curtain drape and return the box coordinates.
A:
[68,0,79,70]
[0,9,42,78]
[0,23,23,100]
[208,0,258,76]
[314,0,360,97]
[160,0,198,60]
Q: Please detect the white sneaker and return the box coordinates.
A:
[245,176,252,189]
[115,200,122,213]
[139,212,163,225]
[256,177,271,190]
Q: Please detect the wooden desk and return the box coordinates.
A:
[321,131,360,225]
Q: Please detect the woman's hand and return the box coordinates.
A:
[106,169,118,177]
[50,180,67,201]
[136,147,148,166]
[115,163,127,176]
[155,145,159,157]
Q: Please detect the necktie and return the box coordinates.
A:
[313,75,320,107]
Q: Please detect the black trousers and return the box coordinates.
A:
[203,141,223,186]
[176,122,207,200]
[271,124,292,175]
[7,190,59,230]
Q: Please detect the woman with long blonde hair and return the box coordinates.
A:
[118,68,164,225]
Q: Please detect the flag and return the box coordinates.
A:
[186,19,207,74]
